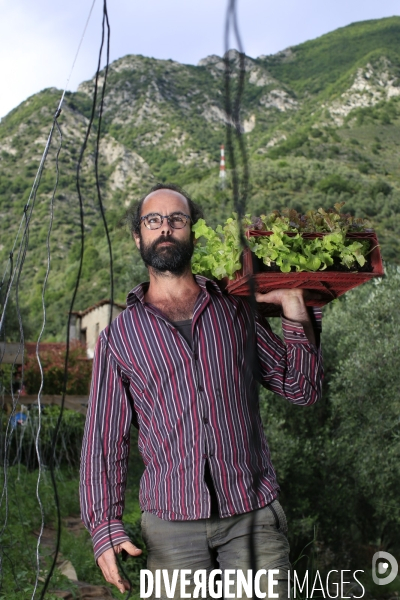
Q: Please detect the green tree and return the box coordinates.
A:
[260,266,400,571]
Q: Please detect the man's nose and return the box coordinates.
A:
[160,217,173,235]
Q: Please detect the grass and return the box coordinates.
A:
[0,426,145,599]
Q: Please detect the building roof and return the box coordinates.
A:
[70,299,126,318]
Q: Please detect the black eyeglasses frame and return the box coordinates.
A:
[140,212,191,230]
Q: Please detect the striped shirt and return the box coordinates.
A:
[79,276,323,560]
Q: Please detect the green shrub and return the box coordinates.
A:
[317,173,355,194]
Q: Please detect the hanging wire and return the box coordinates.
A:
[89,2,135,596]
[224,0,249,224]
[31,117,62,599]
[39,0,115,596]
[224,2,261,598]
[77,3,134,595]
[63,0,98,95]
[93,0,114,319]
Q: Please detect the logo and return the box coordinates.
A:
[372,551,398,586]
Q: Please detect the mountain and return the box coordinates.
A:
[1,17,400,340]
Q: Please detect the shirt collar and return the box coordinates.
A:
[126,275,223,307]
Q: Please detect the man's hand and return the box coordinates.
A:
[255,288,317,345]
[97,540,142,594]
[255,288,310,321]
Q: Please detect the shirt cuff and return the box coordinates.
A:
[92,520,131,561]
[281,317,310,343]
[281,306,322,344]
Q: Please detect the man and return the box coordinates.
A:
[80,183,323,598]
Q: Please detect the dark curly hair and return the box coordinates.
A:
[123,183,204,236]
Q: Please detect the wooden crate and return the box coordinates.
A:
[225,231,384,308]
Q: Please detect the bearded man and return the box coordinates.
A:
[80,183,323,599]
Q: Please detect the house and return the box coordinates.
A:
[70,299,126,358]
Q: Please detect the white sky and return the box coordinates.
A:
[0,0,399,119]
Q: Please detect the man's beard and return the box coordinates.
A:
[139,234,194,275]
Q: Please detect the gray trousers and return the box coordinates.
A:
[141,499,291,599]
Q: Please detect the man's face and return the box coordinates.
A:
[134,190,194,275]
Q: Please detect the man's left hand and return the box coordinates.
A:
[255,288,310,321]
[255,288,317,345]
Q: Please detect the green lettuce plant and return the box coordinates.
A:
[192,204,373,279]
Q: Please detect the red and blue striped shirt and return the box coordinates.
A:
[79,276,323,560]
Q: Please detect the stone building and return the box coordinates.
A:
[70,300,126,358]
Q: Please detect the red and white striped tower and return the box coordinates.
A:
[219,145,226,180]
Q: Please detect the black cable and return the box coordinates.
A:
[37,45,98,600]
[91,5,134,597]
[94,1,114,317]
[224,2,261,598]
[39,1,120,598]
[224,0,249,225]
[37,6,111,592]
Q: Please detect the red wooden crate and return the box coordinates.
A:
[225,231,384,309]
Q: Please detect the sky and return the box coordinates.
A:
[0,0,399,119]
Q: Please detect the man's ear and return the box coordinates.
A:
[133,232,140,250]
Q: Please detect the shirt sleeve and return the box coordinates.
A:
[255,307,323,406]
[79,335,133,561]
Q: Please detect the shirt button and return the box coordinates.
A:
[193,353,199,360]
[198,385,204,392]
[202,454,208,459]
[203,418,209,424]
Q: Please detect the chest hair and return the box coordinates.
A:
[149,290,199,322]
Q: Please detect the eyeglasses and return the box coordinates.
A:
[141,212,191,230]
